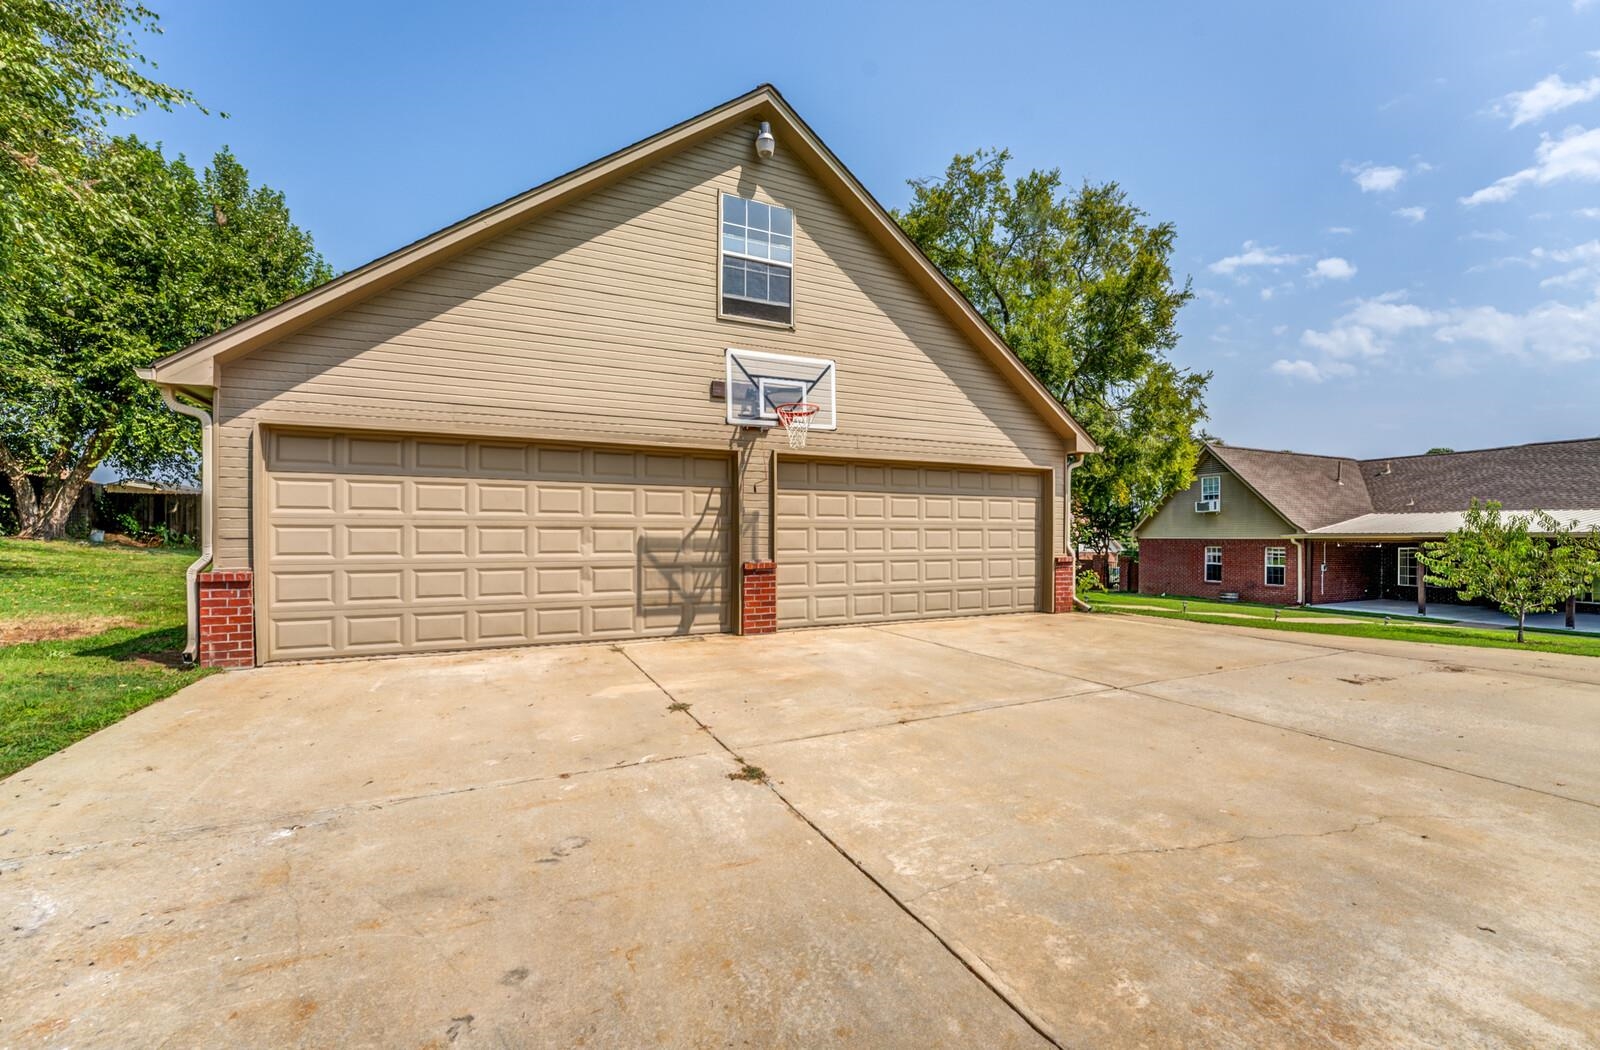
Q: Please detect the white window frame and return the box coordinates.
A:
[718,193,795,327]
[1200,475,1221,501]
[1204,545,1223,584]
[756,377,808,420]
[1397,547,1419,589]
[1264,547,1287,587]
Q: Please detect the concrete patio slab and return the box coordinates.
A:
[1137,647,1600,803]
[742,690,1600,1048]
[621,625,1100,748]
[4,612,1598,1047]
[878,613,1342,688]
[0,754,1046,1049]
[2,644,712,857]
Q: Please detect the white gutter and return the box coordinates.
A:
[145,375,214,665]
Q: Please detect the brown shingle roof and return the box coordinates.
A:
[1359,437,1600,512]
[1199,437,1600,532]
[1204,445,1373,531]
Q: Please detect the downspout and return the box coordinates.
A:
[1064,453,1093,612]
[147,378,214,665]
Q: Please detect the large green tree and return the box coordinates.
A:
[896,150,1209,561]
[1,0,201,311]
[1,138,331,537]
[1420,501,1600,643]
[2,1,328,539]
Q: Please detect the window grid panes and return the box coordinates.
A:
[1204,546,1223,583]
[1200,475,1221,501]
[1265,547,1286,587]
[1397,547,1419,589]
[721,194,793,313]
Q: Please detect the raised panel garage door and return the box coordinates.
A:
[774,460,1043,627]
[262,431,730,662]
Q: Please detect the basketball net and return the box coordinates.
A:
[774,402,818,449]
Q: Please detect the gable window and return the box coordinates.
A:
[1397,547,1419,589]
[1265,547,1287,587]
[1200,475,1221,501]
[1204,546,1223,583]
[720,194,793,325]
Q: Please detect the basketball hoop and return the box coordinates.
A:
[774,402,818,448]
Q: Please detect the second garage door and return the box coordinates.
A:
[774,459,1044,627]
[262,431,730,662]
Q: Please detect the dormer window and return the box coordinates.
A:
[720,194,793,325]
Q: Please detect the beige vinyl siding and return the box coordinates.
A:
[1138,454,1293,540]
[214,121,1069,570]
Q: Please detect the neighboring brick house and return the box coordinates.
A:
[1135,438,1600,611]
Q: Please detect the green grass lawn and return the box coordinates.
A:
[0,538,213,778]
[1087,589,1600,658]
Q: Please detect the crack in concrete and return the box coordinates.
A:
[0,750,706,866]
[904,815,1447,902]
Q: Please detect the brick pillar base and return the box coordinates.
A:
[1053,555,1076,613]
[740,561,777,635]
[198,570,256,668]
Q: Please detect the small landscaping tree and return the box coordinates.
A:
[1419,501,1600,643]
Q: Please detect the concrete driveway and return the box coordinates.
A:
[3,615,1597,1048]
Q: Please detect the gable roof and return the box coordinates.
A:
[1161,436,1600,537]
[1205,445,1372,531]
[144,85,1095,451]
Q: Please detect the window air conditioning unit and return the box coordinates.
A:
[1195,498,1221,513]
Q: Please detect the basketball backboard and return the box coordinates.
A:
[724,348,837,430]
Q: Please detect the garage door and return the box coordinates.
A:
[774,460,1043,627]
[262,431,730,661]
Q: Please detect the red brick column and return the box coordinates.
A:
[198,570,256,668]
[1053,555,1076,613]
[740,561,777,635]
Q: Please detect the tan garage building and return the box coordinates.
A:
[142,85,1096,667]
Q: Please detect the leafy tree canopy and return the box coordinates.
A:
[1420,500,1600,642]
[896,150,1209,557]
[0,137,331,537]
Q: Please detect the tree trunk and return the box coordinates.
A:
[1517,609,1526,644]
[2,433,110,541]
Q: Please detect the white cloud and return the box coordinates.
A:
[1345,162,1408,193]
[1327,226,1355,235]
[1292,290,1600,378]
[1260,287,1275,301]
[1270,359,1336,382]
[1394,206,1427,223]
[1494,74,1600,128]
[1307,257,1357,281]
[1530,239,1600,286]
[1462,229,1510,241]
[1194,287,1231,307]
[1461,125,1600,205]
[1435,297,1600,363]
[1207,241,1306,275]
[1577,207,1600,219]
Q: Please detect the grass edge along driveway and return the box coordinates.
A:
[0,539,213,778]
[1088,590,1600,658]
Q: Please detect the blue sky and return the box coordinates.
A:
[127,1,1600,457]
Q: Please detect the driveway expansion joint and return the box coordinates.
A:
[616,646,1066,1050]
